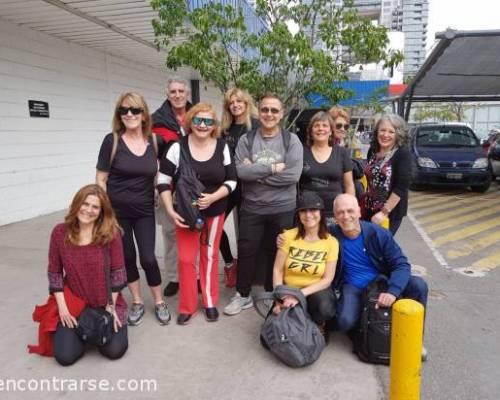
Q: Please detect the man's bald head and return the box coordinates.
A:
[333,193,362,238]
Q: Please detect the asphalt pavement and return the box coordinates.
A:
[3,190,498,400]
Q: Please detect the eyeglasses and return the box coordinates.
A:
[260,107,281,115]
[335,123,350,131]
[118,106,143,116]
[192,116,215,126]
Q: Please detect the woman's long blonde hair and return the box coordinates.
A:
[64,184,121,246]
[221,87,258,133]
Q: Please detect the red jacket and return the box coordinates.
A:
[28,286,86,357]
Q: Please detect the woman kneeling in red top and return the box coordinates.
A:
[46,184,128,365]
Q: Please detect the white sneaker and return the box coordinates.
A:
[224,292,253,315]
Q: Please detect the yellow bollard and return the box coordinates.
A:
[389,299,425,400]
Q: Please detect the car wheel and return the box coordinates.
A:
[470,177,491,193]
[410,182,424,191]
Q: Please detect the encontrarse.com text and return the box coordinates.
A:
[0,377,157,392]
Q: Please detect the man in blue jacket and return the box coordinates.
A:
[330,194,428,332]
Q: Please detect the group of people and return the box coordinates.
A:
[30,77,427,366]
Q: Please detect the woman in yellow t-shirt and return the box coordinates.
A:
[272,192,338,332]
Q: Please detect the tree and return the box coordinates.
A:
[413,102,471,123]
[151,0,403,117]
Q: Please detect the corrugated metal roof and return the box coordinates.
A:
[0,0,187,70]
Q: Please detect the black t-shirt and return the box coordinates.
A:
[300,146,353,216]
[224,118,260,156]
[96,133,163,219]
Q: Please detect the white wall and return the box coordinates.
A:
[0,19,221,226]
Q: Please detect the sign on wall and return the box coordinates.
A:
[28,100,49,118]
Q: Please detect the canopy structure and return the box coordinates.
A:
[397,29,500,120]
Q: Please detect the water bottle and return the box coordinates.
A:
[195,217,204,231]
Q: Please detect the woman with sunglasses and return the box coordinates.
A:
[96,92,171,327]
[158,103,237,325]
[220,88,259,287]
[329,106,351,147]
[300,111,355,224]
[362,114,411,235]
[272,192,338,340]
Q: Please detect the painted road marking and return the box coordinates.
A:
[471,251,500,271]
[419,199,498,225]
[433,218,500,247]
[409,196,456,210]
[410,197,478,216]
[425,204,500,233]
[447,231,500,259]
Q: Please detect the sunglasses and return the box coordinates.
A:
[260,107,281,115]
[335,123,350,131]
[192,116,215,126]
[118,106,143,116]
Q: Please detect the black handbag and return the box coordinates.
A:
[75,245,114,346]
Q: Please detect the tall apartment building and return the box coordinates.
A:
[351,0,428,78]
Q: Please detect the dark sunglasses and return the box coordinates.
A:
[118,106,143,116]
[192,116,215,126]
[260,107,281,115]
[335,123,350,131]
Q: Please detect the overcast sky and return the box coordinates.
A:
[427,0,500,51]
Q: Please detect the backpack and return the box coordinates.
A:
[353,277,392,365]
[253,285,325,368]
[173,138,206,231]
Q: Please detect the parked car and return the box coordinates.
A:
[409,124,491,192]
[488,134,500,180]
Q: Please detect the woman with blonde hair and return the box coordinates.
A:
[329,106,351,147]
[220,88,259,286]
[158,102,237,325]
[30,184,128,365]
[96,92,170,326]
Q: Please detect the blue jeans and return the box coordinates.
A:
[334,276,428,332]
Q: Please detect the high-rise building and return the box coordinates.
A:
[350,0,428,79]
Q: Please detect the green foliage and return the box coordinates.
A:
[413,103,471,123]
[151,0,402,115]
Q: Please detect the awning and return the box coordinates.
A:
[398,29,500,119]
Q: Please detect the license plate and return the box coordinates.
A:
[446,173,463,180]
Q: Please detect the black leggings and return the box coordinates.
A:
[118,215,161,286]
[219,186,241,264]
[307,289,336,324]
[53,324,128,366]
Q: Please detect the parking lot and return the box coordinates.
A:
[408,181,500,277]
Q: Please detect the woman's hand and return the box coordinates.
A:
[58,305,78,329]
[371,211,387,226]
[106,304,122,333]
[276,232,285,248]
[197,193,216,210]
[281,294,299,308]
[272,302,283,315]
[168,210,189,229]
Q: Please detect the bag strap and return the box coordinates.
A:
[274,285,308,310]
[103,244,113,306]
[109,132,119,166]
[252,291,276,319]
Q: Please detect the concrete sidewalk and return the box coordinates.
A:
[1,211,392,400]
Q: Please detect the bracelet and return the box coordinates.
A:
[381,206,391,216]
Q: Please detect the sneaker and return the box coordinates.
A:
[421,346,428,362]
[177,313,193,325]
[204,307,219,322]
[127,303,145,326]
[224,259,237,288]
[155,302,171,325]
[163,282,179,297]
[223,292,253,316]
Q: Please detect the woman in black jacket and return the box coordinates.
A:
[363,114,411,235]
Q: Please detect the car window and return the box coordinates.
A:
[416,127,479,147]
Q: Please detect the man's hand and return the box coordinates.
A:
[243,158,252,165]
[274,163,286,173]
[376,292,397,308]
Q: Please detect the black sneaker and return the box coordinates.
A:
[204,307,219,322]
[163,282,179,297]
[177,313,192,325]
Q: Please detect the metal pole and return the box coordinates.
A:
[389,299,425,400]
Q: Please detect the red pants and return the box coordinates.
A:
[176,214,225,314]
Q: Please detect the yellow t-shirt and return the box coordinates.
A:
[280,227,339,289]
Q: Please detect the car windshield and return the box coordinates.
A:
[416,127,479,147]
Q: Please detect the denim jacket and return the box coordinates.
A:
[329,221,410,297]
